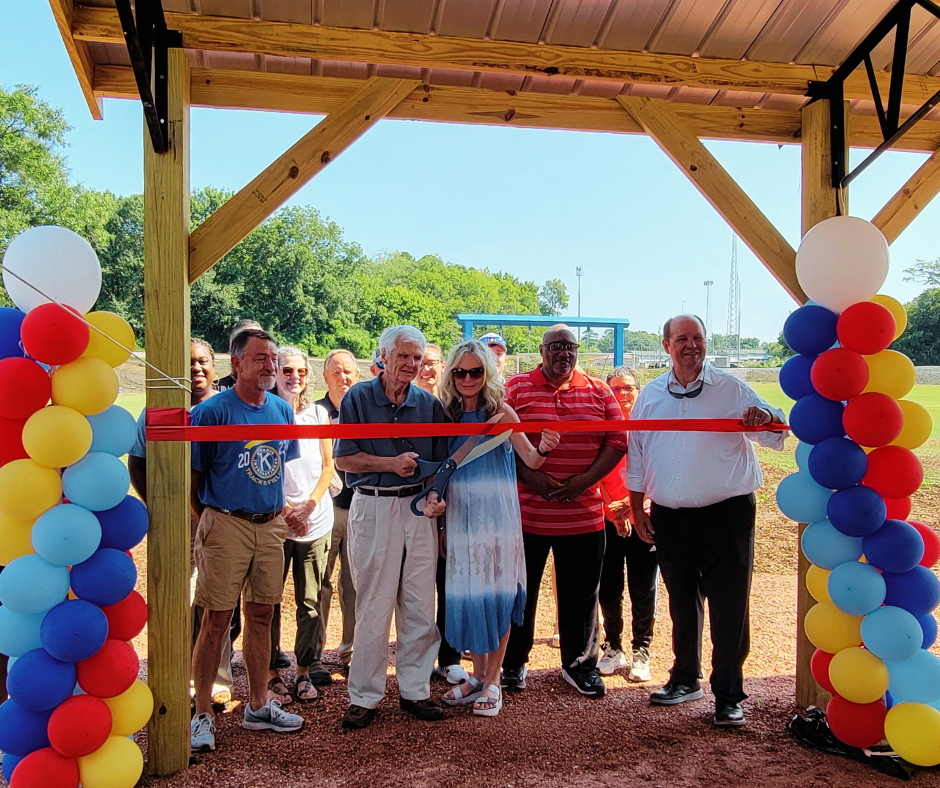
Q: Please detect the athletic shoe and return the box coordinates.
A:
[191,713,216,752]
[562,669,606,697]
[273,650,292,669]
[714,702,747,727]
[628,648,652,682]
[241,699,304,733]
[500,666,527,691]
[433,663,470,685]
[649,681,704,705]
[597,644,628,675]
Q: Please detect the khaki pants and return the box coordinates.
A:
[320,506,355,665]
[346,491,440,709]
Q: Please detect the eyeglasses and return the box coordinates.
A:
[422,359,443,368]
[544,342,579,353]
[610,385,637,394]
[280,366,308,378]
[452,367,485,380]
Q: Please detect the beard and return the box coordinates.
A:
[259,376,276,391]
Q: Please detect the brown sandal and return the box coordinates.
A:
[295,675,319,701]
[266,677,292,705]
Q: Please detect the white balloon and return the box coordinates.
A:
[2,225,102,313]
[796,217,889,313]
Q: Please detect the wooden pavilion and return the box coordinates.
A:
[48,0,940,775]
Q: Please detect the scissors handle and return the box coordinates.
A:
[410,458,457,516]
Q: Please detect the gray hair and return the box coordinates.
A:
[228,318,262,348]
[230,328,276,359]
[607,366,640,387]
[663,314,706,342]
[379,325,426,355]
[277,345,313,411]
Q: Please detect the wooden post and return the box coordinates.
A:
[796,98,848,710]
[143,47,191,775]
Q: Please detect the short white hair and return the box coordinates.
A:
[379,325,426,355]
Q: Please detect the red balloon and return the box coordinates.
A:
[100,590,147,642]
[20,303,89,366]
[884,496,912,520]
[810,648,836,693]
[9,746,79,788]
[0,358,51,419]
[47,695,112,759]
[826,694,887,749]
[909,521,940,568]
[811,348,869,401]
[837,302,896,355]
[0,415,29,468]
[843,392,904,447]
[863,445,924,499]
[76,639,139,698]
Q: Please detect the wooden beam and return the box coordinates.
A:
[93,66,940,154]
[143,48,191,776]
[616,95,804,302]
[48,0,102,120]
[189,77,418,282]
[73,4,940,105]
[872,147,940,244]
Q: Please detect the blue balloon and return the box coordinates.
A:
[789,394,845,445]
[87,405,137,457]
[40,599,108,663]
[0,307,26,361]
[70,548,137,607]
[783,304,839,356]
[61,452,130,511]
[0,607,45,657]
[795,440,814,471]
[95,495,149,552]
[808,437,868,490]
[863,520,925,574]
[862,605,924,662]
[887,649,940,704]
[801,518,864,569]
[7,648,77,711]
[827,485,887,537]
[779,354,817,401]
[776,472,832,523]
[2,752,24,783]
[883,566,940,616]
[828,560,886,616]
[0,554,70,616]
[31,503,102,567]
[0,701,52,756]
[917,612,938,650]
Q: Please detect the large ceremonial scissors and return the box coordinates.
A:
[410,413,513,516]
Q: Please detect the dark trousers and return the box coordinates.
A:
[504,529,606,677]
[598,520,659,652]
[651,493,755,706]
[435,553,461,667]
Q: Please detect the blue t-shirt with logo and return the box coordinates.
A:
[191,388,300,513]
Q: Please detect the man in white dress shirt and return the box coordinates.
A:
[627,315,786,728]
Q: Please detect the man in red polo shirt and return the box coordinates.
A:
[501,325,627,697]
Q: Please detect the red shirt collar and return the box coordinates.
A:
[530,364,589,391]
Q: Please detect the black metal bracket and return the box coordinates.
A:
[115,0,182,154]
[806,0,940,189]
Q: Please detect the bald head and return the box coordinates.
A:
[663,314,706,343]
[540,324,579,386]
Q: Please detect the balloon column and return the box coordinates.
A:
[0,226,151,788]
[777,216,940,766]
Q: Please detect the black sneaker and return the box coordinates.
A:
[399,698,444,721]
[307,661,333,685]
[273,650,292,669]
[500,666,527,691]
[714,702,747,727]
[649,680,704,705]
[561,669,606,697]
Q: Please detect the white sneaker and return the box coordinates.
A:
[241,699,304,733]
[191,712,216,752]
[433,663,470,685]
[597,645,628,676]
[628,648,652,682]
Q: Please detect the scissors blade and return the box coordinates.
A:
[457,429,512,467]
[447,412,505,466]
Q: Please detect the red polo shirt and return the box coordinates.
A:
[505,366,628,536]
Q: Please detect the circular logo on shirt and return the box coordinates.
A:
[250,444,281,481]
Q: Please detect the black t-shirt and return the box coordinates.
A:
[317,394,352,510]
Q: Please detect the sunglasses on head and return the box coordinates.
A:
[280,366,307,378]
[452,367,485,380]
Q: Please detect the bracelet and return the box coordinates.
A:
[536,446,551,457]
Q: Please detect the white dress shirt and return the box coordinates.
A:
[626,365,787,509]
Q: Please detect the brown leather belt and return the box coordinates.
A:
[207,505,280,524]
[355,484,425,498]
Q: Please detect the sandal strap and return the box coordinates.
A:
[446,676,482,700]
[474,684,501,706]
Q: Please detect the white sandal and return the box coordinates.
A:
[472,683,502,717]
[443,676,483,706]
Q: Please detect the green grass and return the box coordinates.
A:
[118,392,145,419]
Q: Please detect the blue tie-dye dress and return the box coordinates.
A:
[444,407,527,654]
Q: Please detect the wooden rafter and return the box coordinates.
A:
[48,0,102,120]
[188,77,418,283]
[871,148,940,244]
[72,4,940,105]
[616,95,805,303]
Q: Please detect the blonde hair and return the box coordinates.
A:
[440,340,504,424]
[277,346,314,412]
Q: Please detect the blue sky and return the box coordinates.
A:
[4,4,939,342]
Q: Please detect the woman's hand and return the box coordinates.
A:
[538,429,561,454]
[424,490,446,519]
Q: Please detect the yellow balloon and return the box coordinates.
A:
[885,703,940,766]
[22,405,92,468]
[0,513,35,564]
[862,350,915,400]
[51,357,119,416]
[806,565,831,603]
[0,459,62,520]
[829,646,889,704]
[82,312,135,368]
[103,679,154,736]
[890,400,933,451]
[871,294,908,340]
[804,601,862,654]
[78,735,144,788]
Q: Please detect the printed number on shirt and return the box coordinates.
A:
[237,451,250,469]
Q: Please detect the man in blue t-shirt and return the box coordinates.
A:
[189,328,304,752]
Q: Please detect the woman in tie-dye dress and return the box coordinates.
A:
[423,339,559,717]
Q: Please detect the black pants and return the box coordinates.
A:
[651,494,755,706]
[504,529,606,677]
[598,520,659,652]
[436,554,461,667]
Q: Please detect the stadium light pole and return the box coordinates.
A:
[576,266,583,341]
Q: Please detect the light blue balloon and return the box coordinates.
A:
[86,405,137,457]
[828,560,886,616]
[887,649,940,704]
[802,518,863,570]
[61,452,129,511]
[863,606,928,662]
[776,472,833,523]
[795,441,814,471]
[0,608,45,657]
[31,503,102,567]
[0,555,69,616]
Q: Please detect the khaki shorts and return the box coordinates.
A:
[193,507,288,610]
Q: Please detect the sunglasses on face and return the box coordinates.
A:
[544,342,579,353]
[452,367,485,380]
[280,367,308,378]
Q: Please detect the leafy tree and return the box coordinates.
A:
[904,257,940,288]
[538,278,568,316]
[763,330,793,361]
[624,330,661,351]
[892,288,940,365]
